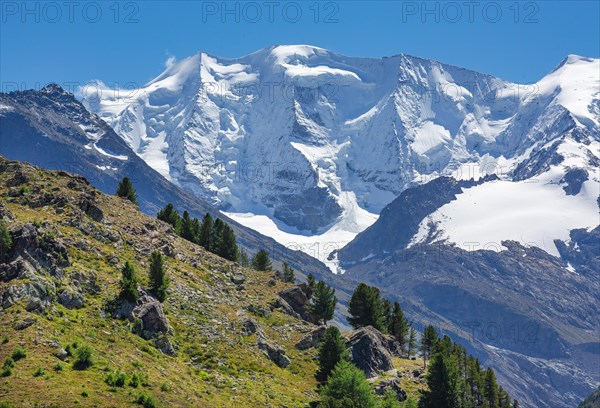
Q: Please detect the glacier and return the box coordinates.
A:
[82,46,600,270]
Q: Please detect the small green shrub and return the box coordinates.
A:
[105,371,128,387]
[0,402,14,408]
[81,390,89,398]
[33,367,46,377]
[3,358,14,369]
[131,359,144,369]
[135,392,157,408]
[73,344,94,370]
[160,382,169,392]
[53,362,64,371]
[0,367,12,377]
[130,372,142,388]
[11,346,26,361]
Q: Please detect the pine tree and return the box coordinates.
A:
[251,249,272,271]
[198,213,213,249]
[209,218,225,253]
[0,221,12,262]
[512,400,519,408]
[318,361,377,408]
[156,203,180,232]
[316,326,348,382]
[119,261,138,301]
[425,353,461,408]
[116,177,138,205]
[307,273,316,291]
[191,217,201,244]
[347,283,385,331]
[498,386,511,408]
[180,211,194,242]
[381,298,392,334]
[238,248,250,267]
[407,327,417,357]
[149,250,169,302]
[281,262,295,283]
[484,368,499,408]
[421,325,438,369]
[388,302,409,354]
[220,225,238,261]
[308,280,337,325]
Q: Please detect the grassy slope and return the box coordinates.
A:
[0,158,425,407]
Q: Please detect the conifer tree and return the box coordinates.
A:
[0,221,12,262]
[180,211,195,242]
[407,326,418,357]
[116,177,138,205]
[251,249,272,271]
[381,298,392,334]
[220,225,238,261]
[318,361,377,408]
[156,203,180,232]
[281,262,295,283]
[191,217,201,244]
[238,248,250,267]
[198,213,213,249]
[209,218,225,253]
[119,261,138,301]
[421,325,438,369]
[308,280,337,325]
[307,273,316,291]
[149,250,169,302]
[316,326,348,382]
[425,353,461,408]
[484,368,499,408]
[347,283,385,331]
[388,302,409,354]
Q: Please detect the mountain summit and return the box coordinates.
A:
[82,46,600,270]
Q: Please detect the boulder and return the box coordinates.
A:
[295,326,327,350]
[57,288,85,309]
[277,283,317,323]
[13,316,36,330]
[54,348,68,360]
[78,197,104,222]
[231,273,246,285]
[155,334,176,356]
[240,317,259,336]
[132,295,171,339]
[2,280,55,313]
[257,331,291,368]
[346,326,395,378]
[373,378,407,401]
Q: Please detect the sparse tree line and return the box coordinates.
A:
[120,250,169,303]
[313,282,517,408]
[157,203,239,262]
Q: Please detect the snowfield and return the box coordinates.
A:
[82,46,600,262]
[410,170,599,256]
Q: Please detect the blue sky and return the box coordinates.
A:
[1,1,599,91]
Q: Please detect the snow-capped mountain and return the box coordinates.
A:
[0,84,335,284]
[83,46,599,270]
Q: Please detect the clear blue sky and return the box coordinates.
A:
[1,1,599,91]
